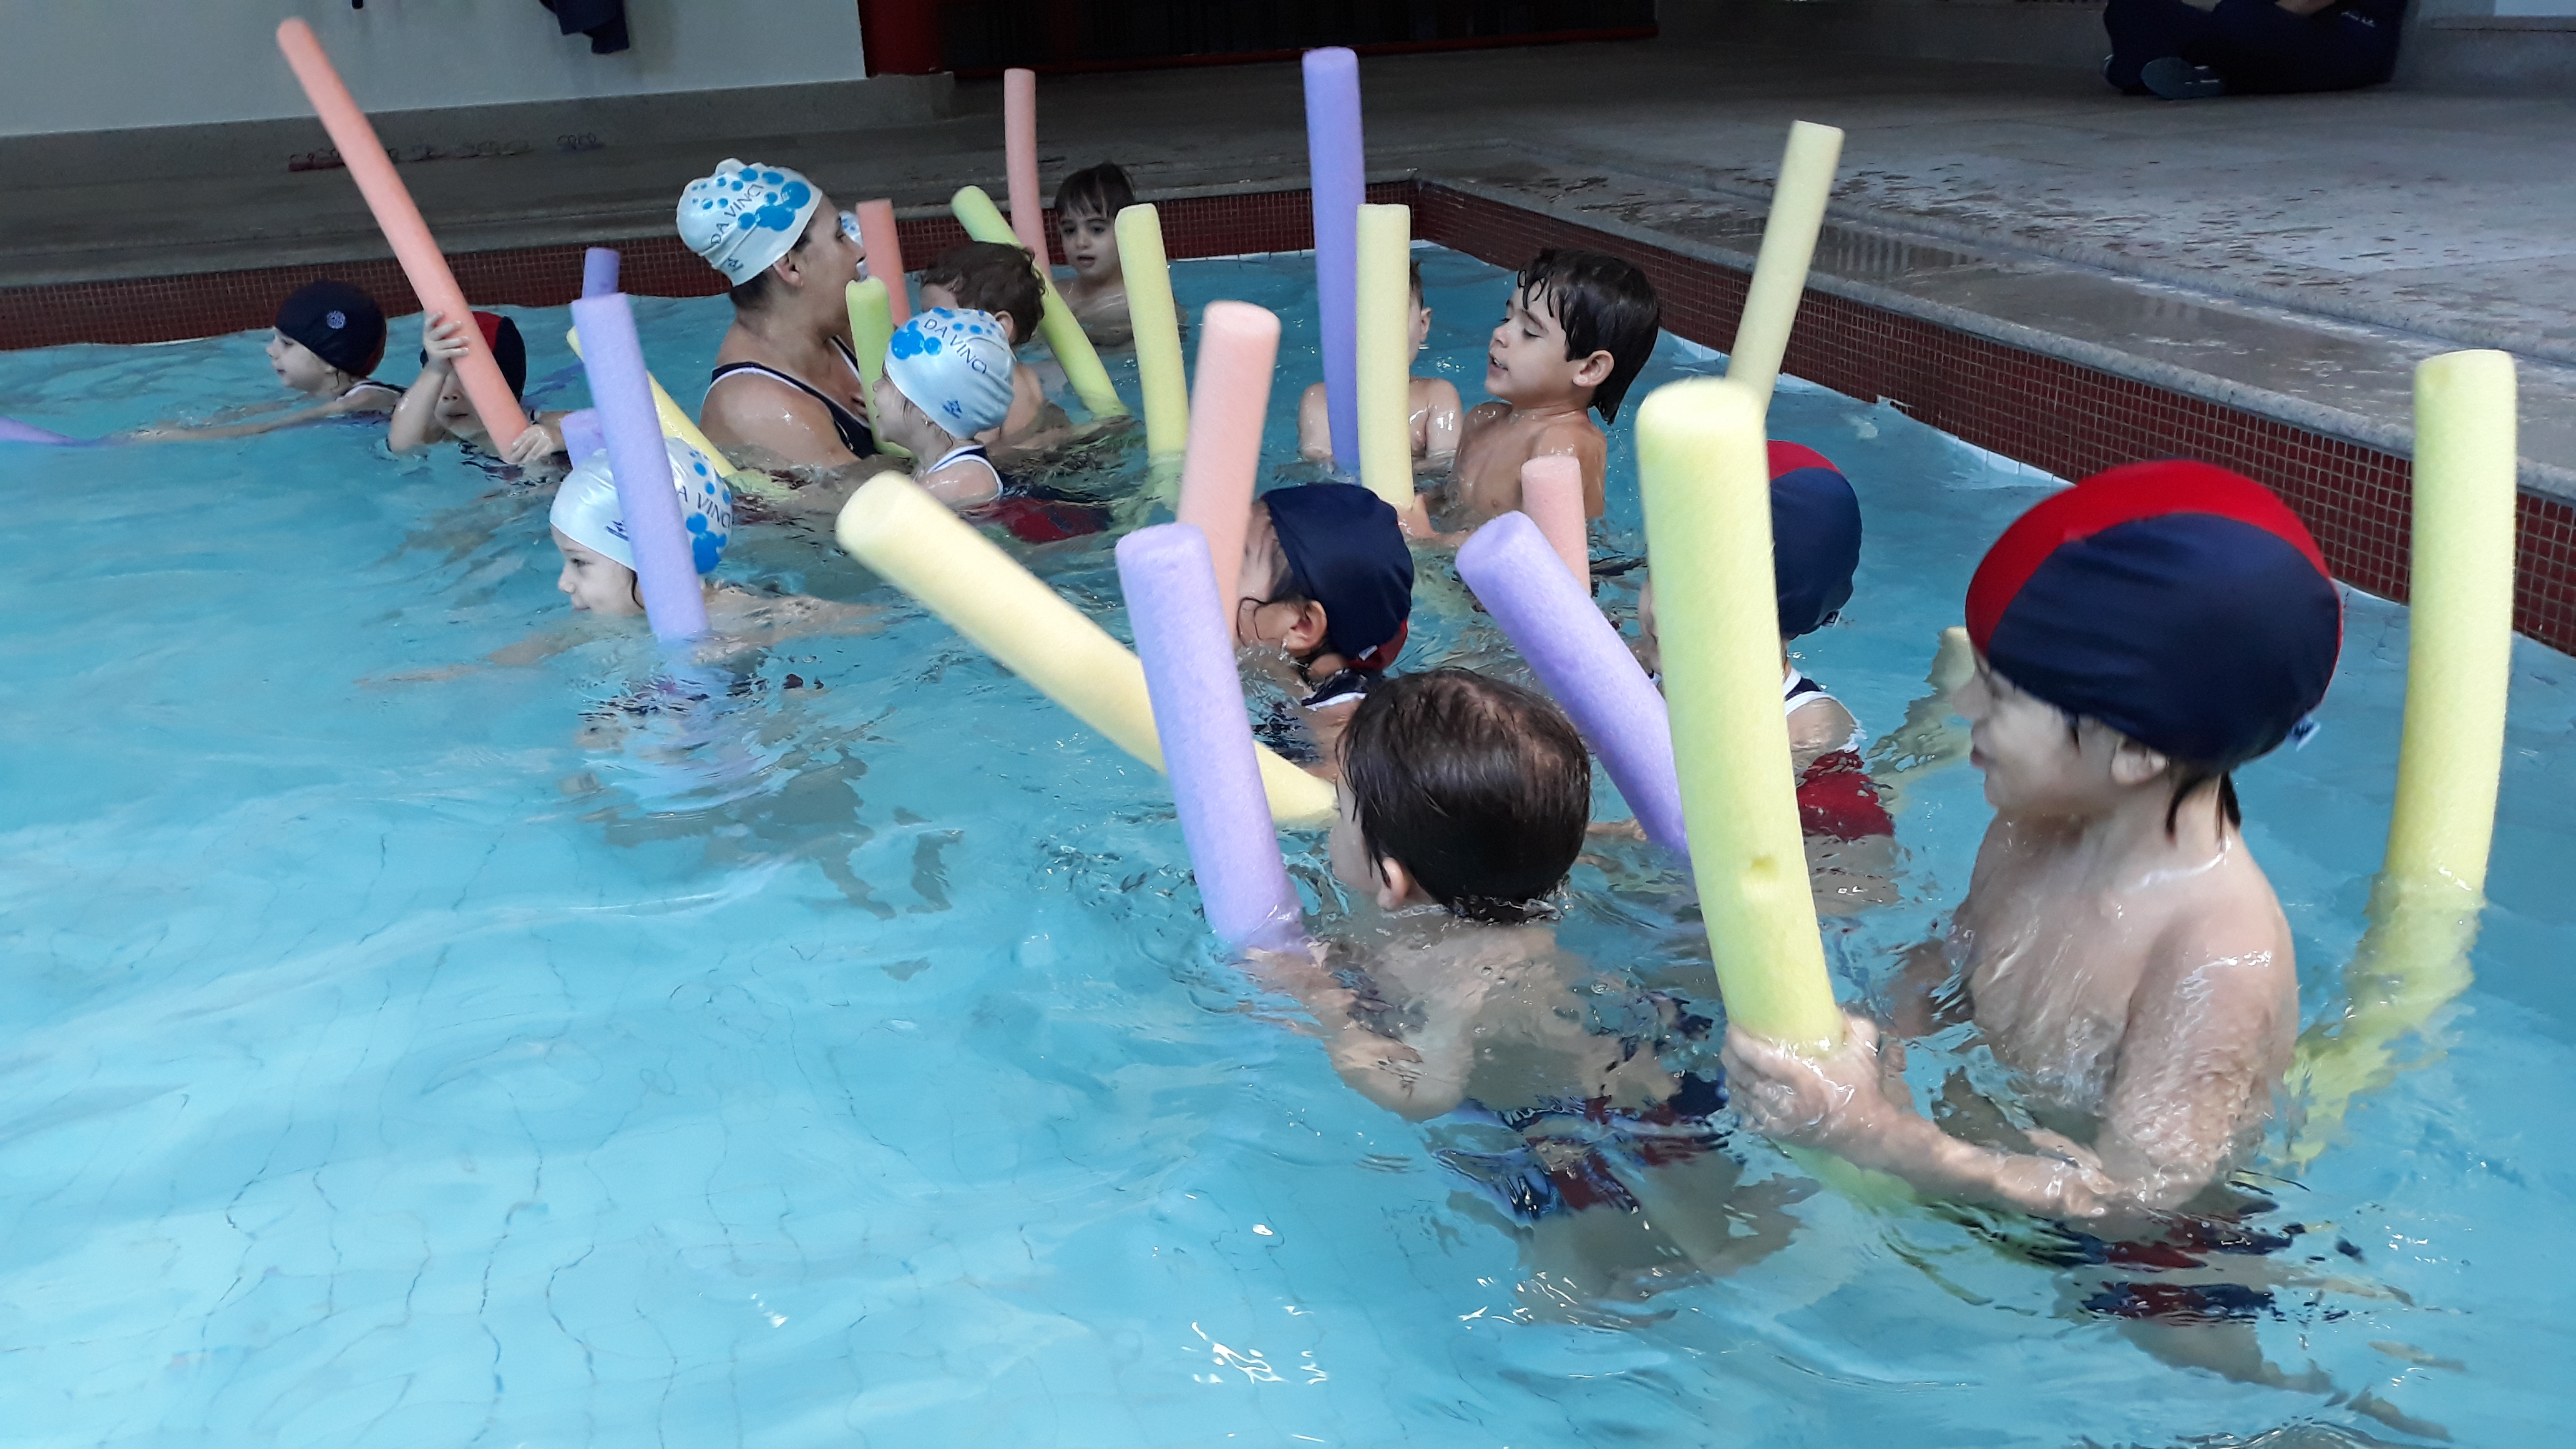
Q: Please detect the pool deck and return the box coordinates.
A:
[8,38,2576,490]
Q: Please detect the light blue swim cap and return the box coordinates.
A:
[884,308,1015,437]
[677,159,821,285]
[550,436,734,575]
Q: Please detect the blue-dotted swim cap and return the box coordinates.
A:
[550,434,734,575]
[884,308,1015,437]
[677,159,822,285]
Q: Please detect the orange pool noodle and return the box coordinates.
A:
[1004,69,1048,261]
[275,19,528,449]
[1520,455,1589,590]
[1176,301,1282,628]
[856,200,910,326]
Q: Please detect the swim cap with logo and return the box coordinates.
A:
[884,308,1016,437]
[549,434,734,575]
[678,159,823,285]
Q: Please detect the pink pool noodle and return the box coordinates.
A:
[1003,69,1048,261]
[855,200,910,324]
[582,247,620,299]
[1176,301,1282,628]
[1119,523,1307,952]
[275,19,529,451]
[1457,511,1687,854]
[1302,47,1364,470]
[571,293,709,643]
[1520,455,1590,589]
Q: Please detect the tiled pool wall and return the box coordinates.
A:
[8,178,2570,655]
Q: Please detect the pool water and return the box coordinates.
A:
[2,247,2570,1447]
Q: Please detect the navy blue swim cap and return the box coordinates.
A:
[275,280,386,377]
[1967,460,2342,771]
[1263,482,1416,671]
[1769,442,1863,640]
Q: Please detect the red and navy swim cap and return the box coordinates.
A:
[1966,461,2341,770]
[1769,442,1863,641]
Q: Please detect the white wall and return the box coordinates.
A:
[0,0,867,137]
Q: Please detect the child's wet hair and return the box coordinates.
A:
[2061,715,2245,838]
[1341,668,1591,924]
[1054,162,1135,220]
[923,242,1045,338]
[1516,248,1662,422]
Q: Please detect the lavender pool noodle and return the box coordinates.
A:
[1118,522,1307,952]
[0,418,82,446]
[582,246,621,300]
[1457,511,1689,854]
[1302,47,1364,472]
[570,293,709,643]
[560,407,605,463]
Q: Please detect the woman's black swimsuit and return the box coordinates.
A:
[707,336,877,457]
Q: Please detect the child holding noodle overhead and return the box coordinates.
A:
[1722,461,2343,1225]
[390,310,570,464]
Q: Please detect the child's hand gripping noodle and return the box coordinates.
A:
[1722,461,2344,1224]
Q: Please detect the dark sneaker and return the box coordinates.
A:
[2141,56,2227,99]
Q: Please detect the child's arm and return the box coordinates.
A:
[1418,378,1463,469]
[127,398,353,442]
[388,311,471,454]
[1297,381,1332,462]
[1243,945,1470,1121]
[915,456,1001,508]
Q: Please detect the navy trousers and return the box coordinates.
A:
[2104,0,2404,94]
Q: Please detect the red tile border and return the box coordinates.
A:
[4,179,2569,654]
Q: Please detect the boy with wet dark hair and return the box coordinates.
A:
[1051,161,1134,344]
[917,240,1058,454]
[1232,482,1415,764]
[1440,248,1661,529]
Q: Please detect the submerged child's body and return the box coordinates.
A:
[1296,259,1463,470]
[1724,462,2344,1227]
[1232,482,1415,769]
[1051,162,1133,346]
[130,281,401,442]
[1434,248,1660,531]
[917,242,1067,461]
[389,310,570,466]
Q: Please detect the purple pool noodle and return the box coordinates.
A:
[560,407,604,462]
[569,292,709,643]
[582,247,620,300]
[1302,47,1364,472]
[0,417,81,445]
[1457,512,1689,854]
[1118,523,1307,952]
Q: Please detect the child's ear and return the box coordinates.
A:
[1281,601,1331,657]
[2109,736,2172,788]
[1571,348,1615,389]
[995,311,1020,344]
[1373,856,1419,912]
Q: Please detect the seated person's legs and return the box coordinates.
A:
[2199,0,2403,92]
[2104,0,2218,91]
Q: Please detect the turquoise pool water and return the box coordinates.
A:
[1,247,2569,1446]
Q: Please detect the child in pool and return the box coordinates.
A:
[917,242,1066,459]
[1722,461,2344,1227]
[131,281,402,442]
[1251,668,1687,1122]
[1232,482,1415,768]
[389,310,569,464]
[1434,248,1660,530]
[1051,162,1133,346]
[869,309,1017,508]
[1296,257,1464,471]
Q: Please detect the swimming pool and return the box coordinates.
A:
[1,246,2568,1446]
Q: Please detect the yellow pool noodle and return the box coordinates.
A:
[1639,376,1843,1051]
[844,278,912,460]
[1355,203,1417,512]
[562,324,792,498]
[950,185,1129,421]
[1727,121,1843,421]
[2290,349,2517,1161]
[836,473,1336,827]
[1115,205,1189,458]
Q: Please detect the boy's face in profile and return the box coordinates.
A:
[1958,656,2145,814]
[1056,210,1118,281]
[1485,281,1603,407]
[266,331,339,395]
[554,528,642,616]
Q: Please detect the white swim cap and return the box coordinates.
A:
[550,436,734,575]
[677,159,822,285]
[884,308,1016,437]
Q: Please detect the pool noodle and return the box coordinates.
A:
[1639,376,1842,1051]
[1119,522,1307,950]
[561,407,603,461]
[1176,301,1280,628]
[835,474,1337,827]
[559,325,781,497]
[950,186,1127,419]
[844,278,912,459]
[1354,203,1416,511]
[855,200,910,325]
[1302,47,1365,470]
[2290,349,2517,1162]
[275,19,529,451]
[1003,69,1050,261]
[572,292,710,643]
[1519,455,1589,588]
[0,418,82,446]
[1727,121,1844,421]
[1116,205,1190,459]
[582,246,620,299]
[1457,510,1687,854]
